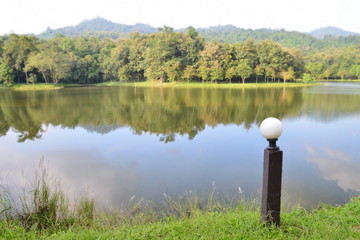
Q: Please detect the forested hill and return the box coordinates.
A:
[309,26,360,39]
[196,26,360,52]
[37,18,360,52]
[39,17,157,39]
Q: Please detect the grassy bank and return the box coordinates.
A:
[4,83,65,90]
[0,83,87,90]
[0,81,319,91]
[0,164,359,239]
[1,197,359,239]
[98,81,320,89]
[317,79,360,82]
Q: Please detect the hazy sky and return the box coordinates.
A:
[1,0,359,35]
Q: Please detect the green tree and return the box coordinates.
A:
[28,73,37,85]
[25,39,71,84]
[302,73,315,84]
[127,33,147,81]
[165,59,181,82]
[210,62,224,83]
[350,65,360,79]
[225,66,236,84]
[187,26,198,39]
[254,65,263,83]
[144,29,183,82]
[234,39,258,68]
[118,65,131,82]
[198,63,210,83]
[98,38,117,82]
[199,42,225,83]
[183,65,197,83]
[2,34,38,83]
[306,62,323,79]
[0,57,15,85]
[236,59,253,84]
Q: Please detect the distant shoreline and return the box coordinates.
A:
[0,82,321,90]
[98,81,321,89]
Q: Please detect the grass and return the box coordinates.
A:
[98,81,320,89]
[0,163,359,239]
[319,79,360,82]
[0,83,87,90]
[1,197,359,239]
[0,84,11,90]
[9,83,65,90]
[0,81,320,91]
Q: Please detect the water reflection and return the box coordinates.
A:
[0,87,304,142]
[1,85,360,142]
[0,144,141,208]
[306,146,360,192]
[0,83,360,209]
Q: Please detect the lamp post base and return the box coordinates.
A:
[261,147,283,226]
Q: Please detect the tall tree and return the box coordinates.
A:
[0,57,15,85]
[236,59,253,84]
[2,34,38,83]
[25,38,71,84]
[281,67,295,84]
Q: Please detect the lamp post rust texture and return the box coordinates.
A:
[260,117,283,227]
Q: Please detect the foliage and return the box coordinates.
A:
[0,58,15,85]
[302,73,316,84]
[1,31,306,84]
[281,67,295,84]
[0,28,359,86]
[306,45,360,80]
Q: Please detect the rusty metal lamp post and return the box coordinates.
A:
[260,117,283,226]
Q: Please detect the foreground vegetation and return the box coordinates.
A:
[0,164,359,239]
[1,195,359,239]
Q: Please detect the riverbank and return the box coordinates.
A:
[1,196,359,239]
[0,81,319,91]
[0,83,91,90]
[98,81,320,88]
[0,83,65,90]
[0,165,358,240]
[317,79,360,82]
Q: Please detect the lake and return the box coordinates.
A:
[0,82,359,209]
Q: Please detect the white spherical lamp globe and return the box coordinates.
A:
[260,117,283,140]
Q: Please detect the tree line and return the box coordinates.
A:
[0,27,359,85]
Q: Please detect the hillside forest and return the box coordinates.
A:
[0,26,360,85]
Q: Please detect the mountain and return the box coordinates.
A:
[36,18,360,52]
[37,18,320,50]
[38,17,157,39]
[309,27,360,39]
[196,26,322,51]
[80,123,124,134]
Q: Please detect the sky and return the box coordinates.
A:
[1,0,359,35]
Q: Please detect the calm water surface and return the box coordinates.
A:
[0,83,359,209]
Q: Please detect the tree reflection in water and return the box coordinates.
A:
[0,84,359,142]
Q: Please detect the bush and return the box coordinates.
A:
[302,73,315,84]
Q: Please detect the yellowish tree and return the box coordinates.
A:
[281,67,295,84]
